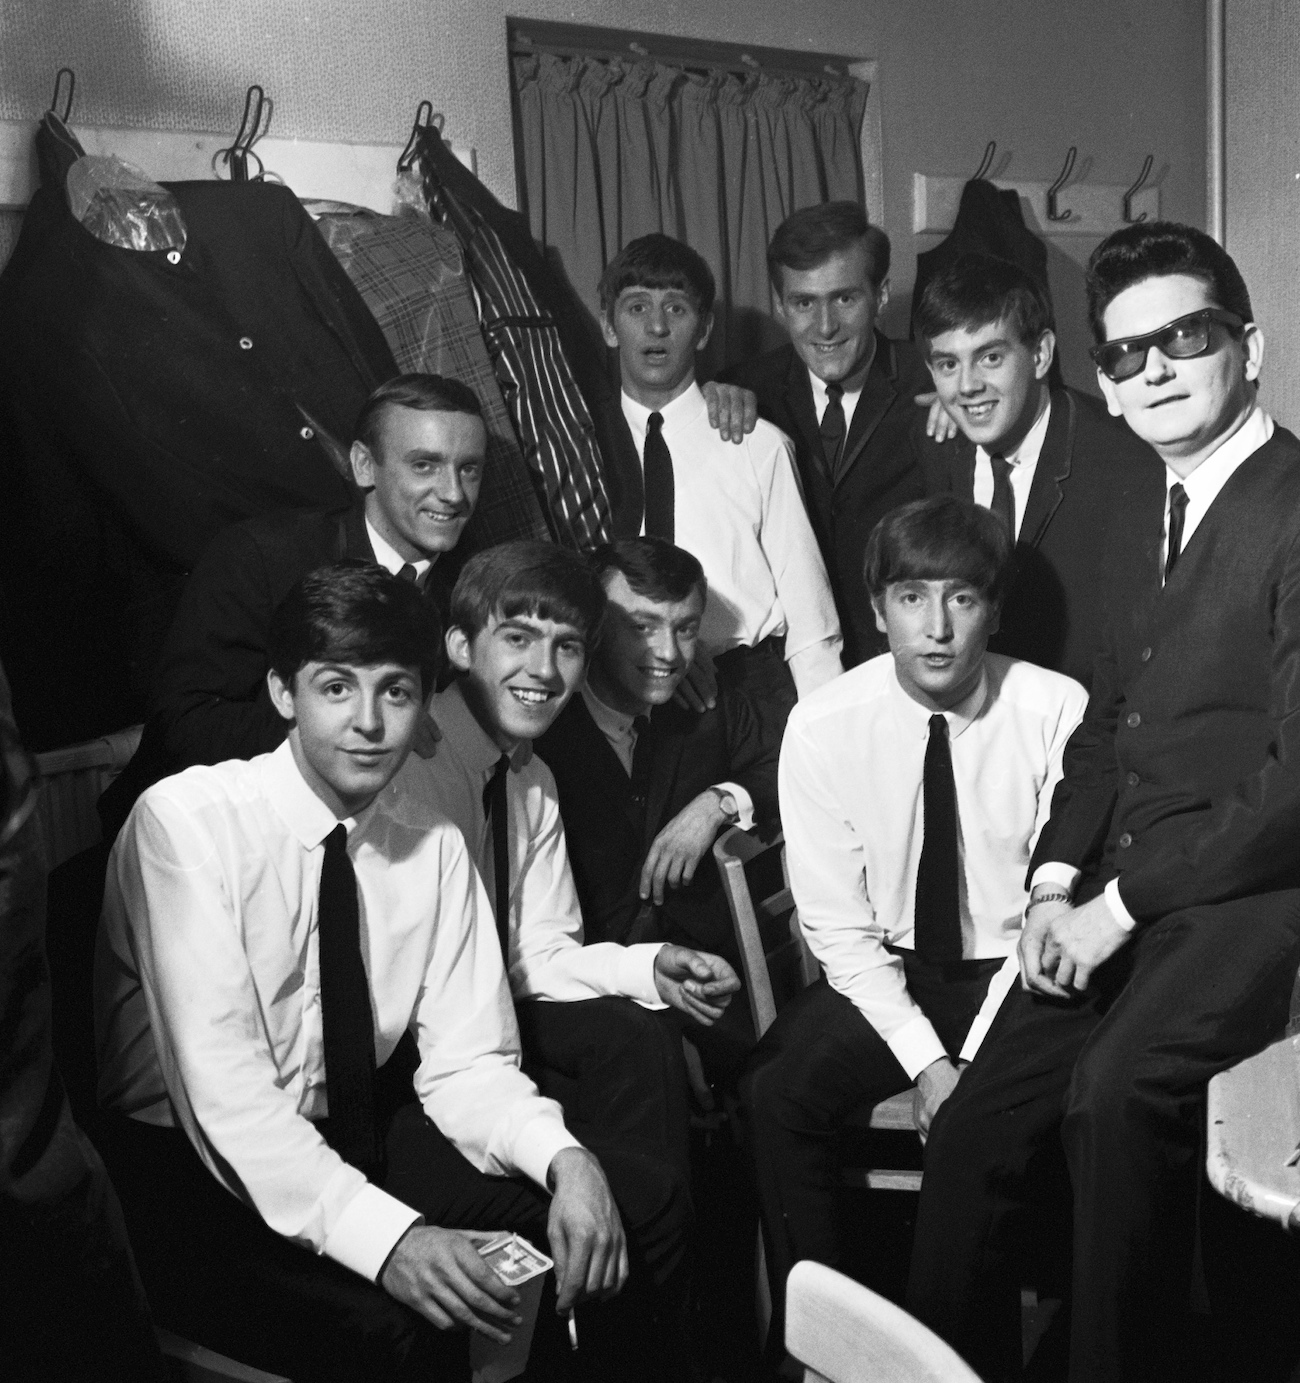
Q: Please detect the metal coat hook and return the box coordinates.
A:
[973,140,997,182]
[218,85,269,182]
[398,100,443,173]
[1123,154,1155,223]
[50,68,76,122]
[1046,146,1077,222]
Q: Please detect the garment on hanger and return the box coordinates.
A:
[317,207,549,551]
[417,126,622,551]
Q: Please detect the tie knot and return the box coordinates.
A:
[1170,482,1188,511]
[633,714,651,738]
[928,713,948,739]
[647,411,664,435]
[396,563,419,585]
[325,822,349,853]
[826,382,843,402]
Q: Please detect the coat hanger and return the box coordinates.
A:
[50,68,76,122]
[216,85,269,182]
[397,100,444,173]
[1046,146,1077,222]
[1123,154,1155,223]
[972,140,997,182]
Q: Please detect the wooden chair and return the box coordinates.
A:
[785,1260,981,1383]
[713,826,922,1192]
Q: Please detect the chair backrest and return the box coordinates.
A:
[785,1261,981,1383]
[714,827,818,1040]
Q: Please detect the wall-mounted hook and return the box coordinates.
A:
[397,101,445,173]
[1046,146,1077,222]
[972,140,997,182]
[50,68,76,122]
[1123,154,1155,223]
[216,85,269,183]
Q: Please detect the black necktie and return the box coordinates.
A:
[1165,483,1189,581]
[989,454,1016,537]
[397,563,419,585]
[820,383,847,479]
[318,824,380,1172]
[483,755,512,962]
[630,715,654,810]
[643,413,675,541]
[914,715,962,965]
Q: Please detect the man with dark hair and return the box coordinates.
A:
[100,372,485,831]
[906,222,1300,1383]
[601,232,843,740]
[740,495,1086,1374]
[721,202,938,667]
[913,251,1163,688]
[95,563,635,1382]
[535,536,781,1080]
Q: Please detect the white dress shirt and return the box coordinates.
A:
[780,653,1088,1079]
[972,397,1051,540]
[1032,404,1276,929]
[580,682,755,830]
[95,741,577,1284]
[365,516,432,585]
[395,683,666,1005]
[621,382,843,696]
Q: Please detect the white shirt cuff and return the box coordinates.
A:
[886,1013,949,1082]
[958,955,1020,1064]
[786,638,844,697]
[1030,862,1082,894]
[712,781,755,831]
[510,1114,584,1191]
[322,1182,423,1283]
[1104,876,1137,932]
[619,942,667,1006]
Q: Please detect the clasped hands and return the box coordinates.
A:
[1018,889,1132,997]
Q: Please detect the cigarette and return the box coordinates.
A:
[567,1308,578,1350]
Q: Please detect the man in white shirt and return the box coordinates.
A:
[739,495,1086,1376]
[95,564,633,1382]
[599,233,844,741]
[907,223,1300,1383]
[913,253,1164,688]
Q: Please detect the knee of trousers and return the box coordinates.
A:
[1061,1036,1186,1159]
[737,1048,841,1144]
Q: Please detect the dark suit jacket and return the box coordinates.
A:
[722,334,931,666]
[535,690,780,961]
[916,387,1165,689]
[1031,425,1300,923]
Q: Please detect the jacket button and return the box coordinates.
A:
[1140,646,1152,662]
[1126,771,1139,787]
[166,249,181,265]
[1119,832,1133,848]
[300,426,314,440]
[239,336,253,350]
[1126,712,1141,728]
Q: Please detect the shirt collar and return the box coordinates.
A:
[1166,405,1275,498]
[975,394,1052,470]
[431,681,532,778]
[365,517,432,581]
[621,381,707,439]
[260,738,358,850]
[887,661,989,742]
[582,681,638,741]
[806,341,877,411]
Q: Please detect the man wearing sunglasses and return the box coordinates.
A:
[907,221,1300,1382]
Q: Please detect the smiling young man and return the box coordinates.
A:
[913,253,1164,689]
[102,373,486,831]
[94,564,628,1382]
[720,203,937,666]
[601,233,843,742]
[906,223,1300,1383]
[739,495,1086,1377]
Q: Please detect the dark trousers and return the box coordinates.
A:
[739,956,1003,1360]
[715,634,798,745]
[905,892,1300,1383]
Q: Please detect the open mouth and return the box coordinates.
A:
[962,401,997,423]
[508,687,555,707]
[419,508,465,524]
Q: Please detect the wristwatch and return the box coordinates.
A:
[708,786,740,824]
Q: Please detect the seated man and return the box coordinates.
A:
[739,496,1087,1374]
[601,233,844,741]
[913,252,1164,688]
[95,563,673,1383]
[393,542,737,1290]
[101,371,484,832]
[536,537,781,1082]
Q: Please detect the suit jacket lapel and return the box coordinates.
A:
[783,352,826,481]
[342,502,377,561]
[644,705,689,849]
[838,335,900,479]
[1018,389,1074,548]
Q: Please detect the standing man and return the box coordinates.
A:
[721,203,934,667]
[913,253,1163,688]
[907,222,1300,1383]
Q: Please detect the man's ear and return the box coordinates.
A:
[600,312,620,350]
[1097,368,1124,418]
[871,595,888,636]
[445,625,473,675]
[1242,322,1265,384]
[349,440,377,491]
[986,603,1001,638]
[695,311,715,353]
[267,668,297,723]
[875,277,891,312]
[1033,330,1057,381]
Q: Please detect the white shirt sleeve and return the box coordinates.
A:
[779,717,947,1080]
[114,796,422,1284]
[507,785,666,1007]
[754,434,845,687]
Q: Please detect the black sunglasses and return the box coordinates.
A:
[1090,308,1246,383]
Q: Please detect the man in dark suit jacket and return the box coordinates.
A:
[906,224,1300,1383]
[100,374,483,831]
[721,203,935,667]
[912,252,1165,689]
[536,538,780,1076]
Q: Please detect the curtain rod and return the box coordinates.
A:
[509,32,851,82]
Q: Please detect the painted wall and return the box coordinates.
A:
[1226,1,1300,430]
[2,0,1206,390]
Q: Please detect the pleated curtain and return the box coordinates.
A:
[513,51,870,374]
